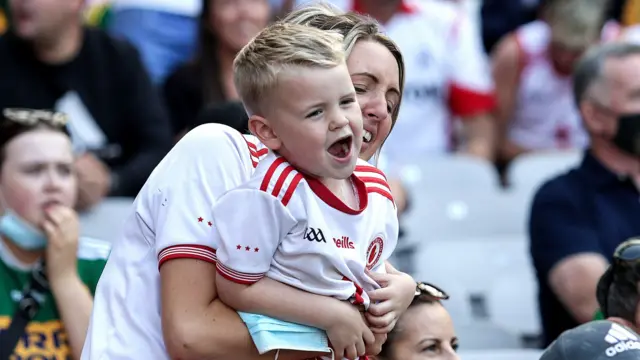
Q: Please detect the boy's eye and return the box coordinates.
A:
[305,109,323,118]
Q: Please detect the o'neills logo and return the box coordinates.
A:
[333,236,354,249]
[604,323,640,357]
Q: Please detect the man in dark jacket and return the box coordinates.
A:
[0,0,173,210]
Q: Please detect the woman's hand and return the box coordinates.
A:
[365,266,416,334]
[42,205,79,285]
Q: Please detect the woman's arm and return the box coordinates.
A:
[50,276,93,360]
[161,259,327,360]
[43,206,92,360]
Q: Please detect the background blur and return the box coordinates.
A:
[2,0,639,359]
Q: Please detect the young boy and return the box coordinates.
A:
[212,23,398,360]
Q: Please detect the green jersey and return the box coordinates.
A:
[0,237,109,359]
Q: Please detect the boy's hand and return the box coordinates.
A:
[365,269,416,334]
[325,302,375,360]
[365,333,388,356]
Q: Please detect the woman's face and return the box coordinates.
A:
[388,303,460,360]
[347,39,401,161]
[0,129,76,228]
[209,0,270,53]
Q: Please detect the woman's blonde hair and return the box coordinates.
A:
[544,0,609,48]
[283,3,405,157]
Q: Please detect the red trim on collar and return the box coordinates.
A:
[351,0,416,15]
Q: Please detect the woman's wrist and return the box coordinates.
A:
[49,272,82,295]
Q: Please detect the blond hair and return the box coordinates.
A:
[284,3,405,160]
[234,22,345,115]
[545,0,609,48]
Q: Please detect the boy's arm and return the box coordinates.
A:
[217,274,355,330]
[213,186,375,358]
[212,187,361,328]
[161,259,327,360]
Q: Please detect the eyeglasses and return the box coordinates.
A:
[415,281,449,300]
[599,238,640,317]
[2,108,68,128]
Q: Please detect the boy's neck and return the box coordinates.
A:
[320,177,359,209]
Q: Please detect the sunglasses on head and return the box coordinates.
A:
[415,282,449,300]
[600,238,640,317]
[2,108,68,128]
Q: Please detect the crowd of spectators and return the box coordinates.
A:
[0,0,640,358]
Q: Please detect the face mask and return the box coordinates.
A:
[238,312,333,356]
[613,114,640,157]
[0,210,47,250]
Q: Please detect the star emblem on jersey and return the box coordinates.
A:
[245,246,251,251]
[236,245,242,250]
[207,221,212,226]
[366,236,384,270]
[198,217,203,222]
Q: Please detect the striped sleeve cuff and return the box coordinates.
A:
[216,261,264,285]
[158,245,217,269]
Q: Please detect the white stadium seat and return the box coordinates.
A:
[79,197,134,242]
[459,349,543,360]
[507,150,582,193]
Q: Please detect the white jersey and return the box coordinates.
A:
[297,0,495,165]
[81,124,268,360]
[508,21,588,151]
[213,152,398,309]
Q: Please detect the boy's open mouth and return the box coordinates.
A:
[328,135,353,159]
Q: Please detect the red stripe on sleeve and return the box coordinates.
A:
[448,84,496,118]
[158,245,217,269]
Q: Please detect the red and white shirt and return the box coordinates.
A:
[508,21,589,151]
[81,124,268,360]
[214,152,398,309]
[296,0,495,165]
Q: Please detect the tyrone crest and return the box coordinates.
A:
[366,236,384,270]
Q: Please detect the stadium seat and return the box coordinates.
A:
[413,235,531,296]
[456,321,522,350]
[412,234,539,341]
[487,269,541,338]
[402,187,529,243]
[400,154,501,191]
[506,150,583,192]
[79,197,134,242]
[459,349,544,360]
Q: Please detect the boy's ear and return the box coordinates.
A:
[248,115,282,150]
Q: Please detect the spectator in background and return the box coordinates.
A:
[540,320,640,360]
[492,0,608,166]
[529,42,640,346]
[480,0,540,54]
[193,102,250,135]
[163,0,270,140]
[294,0,496,217]
[0,0,173,210]
[373,282,459,360]
[596,238,640,331]
[107,0,200,84]
[310,0,496,165]
[0,109,109,359]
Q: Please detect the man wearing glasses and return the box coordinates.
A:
[529,42,640,346]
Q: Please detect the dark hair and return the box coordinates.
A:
[193,0,225,104]
[0,109,71,168]
[597,262,640,322]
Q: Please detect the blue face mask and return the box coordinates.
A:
[238,312,332,356]
[0,210,47,250]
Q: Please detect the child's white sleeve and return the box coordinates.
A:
[213,189,298,285]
